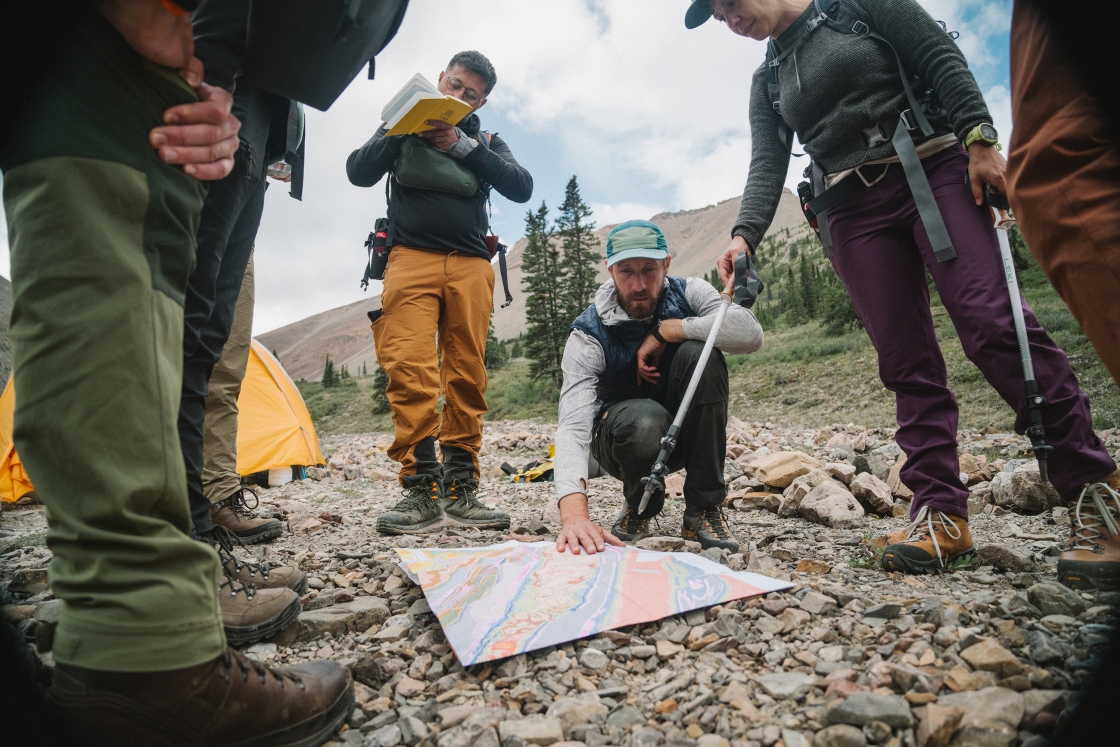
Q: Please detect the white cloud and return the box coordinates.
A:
[1,0,1015,335]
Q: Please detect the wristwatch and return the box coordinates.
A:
[963,123,1000,149]
[650,320,668,345]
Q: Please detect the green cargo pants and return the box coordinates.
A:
[202,251,255,504]
[1,15,226,671]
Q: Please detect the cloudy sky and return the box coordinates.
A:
[0,0,1014,336]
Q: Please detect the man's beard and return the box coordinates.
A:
[617,287,662,320]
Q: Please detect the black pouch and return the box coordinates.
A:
[361,217,390,288]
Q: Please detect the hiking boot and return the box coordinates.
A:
[881,507,976,574]
[441,478,510,530]
[204,525,308,594]
[49,647,353,747]
[682,505,739,552]
[1058,474,1120,592]
[611,504,651,542]
[376,474,444,535]
[220,576,301,647]
[210,487,282,544]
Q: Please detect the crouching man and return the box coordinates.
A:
[553,221,764,555]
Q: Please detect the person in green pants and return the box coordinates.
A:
[1,1,351,743]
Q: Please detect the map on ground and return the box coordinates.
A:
[396,541,793,665]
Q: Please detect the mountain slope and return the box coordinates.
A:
[259,191,807,381]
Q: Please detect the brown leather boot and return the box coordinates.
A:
[881,507,976,574]
[220,576,301,647]
[204,525,308,595]
[49,647,353,747]
[210,487,282,544]
[1058,475,1120,592]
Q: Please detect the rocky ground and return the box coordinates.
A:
[3,419,1119,747]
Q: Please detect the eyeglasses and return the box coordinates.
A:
[445,76,483,104]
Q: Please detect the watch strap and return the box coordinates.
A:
[650,321,667,345]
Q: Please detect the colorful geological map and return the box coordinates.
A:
[396,541,792,665]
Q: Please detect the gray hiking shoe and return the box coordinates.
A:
[611,505,651,543]
[682,505,739,553]
[441,479,510,530]
[376,475,445,535]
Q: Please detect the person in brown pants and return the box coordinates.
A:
[346,51,533,534]
[1007,0,1120,593]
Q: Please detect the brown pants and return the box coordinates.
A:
[1007,0,1120,386]
[372,246,494,482]
[201,251,254,504]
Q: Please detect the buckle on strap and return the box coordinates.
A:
[900,109,920,132]
[773,101,782,112]
[851,20,869,35]
[863,122,888,149]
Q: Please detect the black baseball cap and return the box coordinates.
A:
[685,0,713,29]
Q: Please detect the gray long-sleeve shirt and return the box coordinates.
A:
[554,278,764,502]
[733,0,991,250]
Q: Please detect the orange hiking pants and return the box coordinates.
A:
[372,246,494,481]
[1007,0,1120,386]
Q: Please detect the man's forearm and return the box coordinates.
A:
[559,493,590,522]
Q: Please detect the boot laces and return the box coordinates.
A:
[223,486,261,519]
[619,506,650,535]
[219,573,257,601]
[218,648,304,690]
[392,480,440,513]
[693,506,731,539]
[448,479,484,508]
[1065,482,1120,554]
[899,507,962,567]
[206,525,271,583]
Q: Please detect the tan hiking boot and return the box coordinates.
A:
[682,505,740,553]
[50,647,353,747]
[205,525,308,594]
[1058,475,1120,592]
[210,487,282,544]
[611,504,652,543]
[219,576,301,647]
[881,507,976,574]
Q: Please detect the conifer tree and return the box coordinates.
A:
[799,254,820,319]
[510,336,523,359]
[321,356,336,388]
[370,366,390,414]
[555,176,602,322]
[521,202,567,384]
[821,269,863,336]
[783,265,805,324]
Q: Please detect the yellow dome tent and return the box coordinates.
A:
[0,339,324,502]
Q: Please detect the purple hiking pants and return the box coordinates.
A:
[826,145,1114,519]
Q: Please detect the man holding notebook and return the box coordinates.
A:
[346,51,533,535]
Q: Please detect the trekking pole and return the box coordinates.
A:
[637,252,764,515]
[977,180,1053,483]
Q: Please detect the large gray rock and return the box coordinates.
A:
[400,716,430,746]
[779,471,832,517]
[799,482,865,528]
[991,466,1062,514]
[578,648,609,672]
[1027,582,1087,617]
[757,672,816,700]
[295,596,390,641]
[826,693,911,728]
[976,545,1035,573]
[939,687,1024,731]
[849,473,894,514]
[605,706,645,729]
[546,697,609,737]
[499,718,564,746]
[1024,629,1068,666]
[370,724,403,747]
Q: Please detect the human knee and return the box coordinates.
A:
[605,402,671,462]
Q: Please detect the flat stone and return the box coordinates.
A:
[655,640,683,658]
[757,672,815,700]
[780,471,832,517]
[960,639,1028,678]
[439,705,484,729]
[732,492,782,513]
[578,648,609,672]
[499,717,564,746]
[886,456,914,500]
[915,704,963,747]
[750,452,823,489]
[976,545,1035,573]
[849,473,894,514]
[861,603,901,620]
[295,596,390,641]
[634,537,687,552]
[1027,582,1087,617]
[8,568,49,595]
[697,735,731,747]
[939,687,1024,731]
[400,716,430,746]
[825,463,857,485]
[546,697,609,736]
[799,591,838,616]
[371,724,403,747]
[783,729,812,747]
[826,693,911,728]
[396,676,427,698]
[605,706,645,729]
[32,598,63,623]
[799,482,865,528]
[813,724,867,747]
[797,559,832,574]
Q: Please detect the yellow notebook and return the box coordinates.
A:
[382,73,473,137]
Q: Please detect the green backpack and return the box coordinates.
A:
[392,132,490,197]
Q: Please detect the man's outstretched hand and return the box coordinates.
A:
[717,235,752,287]
[556,494,624,555]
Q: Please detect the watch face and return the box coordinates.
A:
[980,124,998,142]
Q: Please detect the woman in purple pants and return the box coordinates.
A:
[689,0,1119,584]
